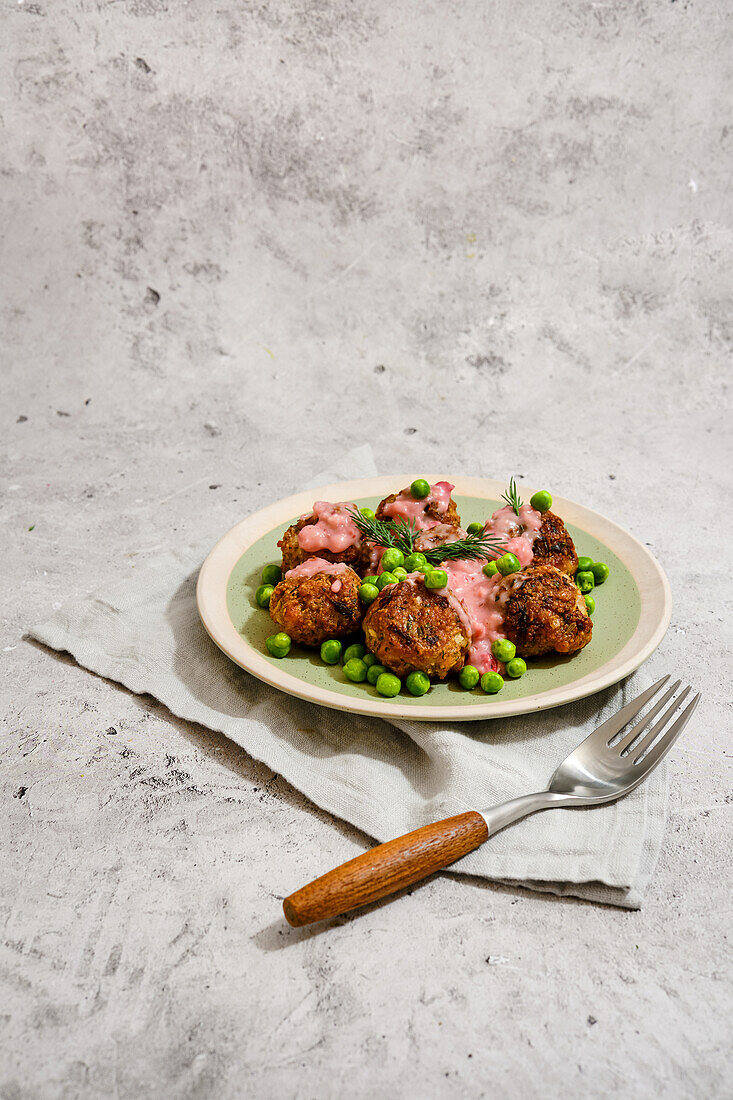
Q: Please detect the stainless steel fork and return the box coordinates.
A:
[283,676,700,926]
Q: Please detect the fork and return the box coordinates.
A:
[283,676,699,926]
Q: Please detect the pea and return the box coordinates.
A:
[415,563,435,576]
[343,643,366,663]
[376,672,402,697]
[424,569,448,589]
[261,563,282,586]
[392,567,408,580]
[591,561,609,584]
[320,639,342,665]
[576,570,595,594]
[358,582,380,605]
[505,657,527,679]
[363,653,378,668]
[458,664,480,690]
[530,490,552,514]
[377,571,398,590]
[491,639,516,663]
[381,547,405,572]
[367,662,387,685]
[496,552,521,576]
[577,556,594,573]
[344,657,368,682]
[359,507,375,522]
[483,560,499,578]
[265,632,291,658]
[410,479,430,500]
[466,522,484,536]
[584,594,595,615]
[255,584,274,608]
[404,552,428,572]
[362,574,379,586]
[480,671,504,694]
[406,671,430,697]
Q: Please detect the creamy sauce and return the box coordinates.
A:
[415,523,466,551]
[483,503,543,568]
[297,501,361,554]
[382,481,455,530]
[285,558,352,580]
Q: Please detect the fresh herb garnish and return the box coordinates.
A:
[349,508,505,565]
[501,476,523,515]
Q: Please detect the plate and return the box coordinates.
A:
[196,476,671,722]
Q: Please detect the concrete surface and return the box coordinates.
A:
[2,1,732,1097]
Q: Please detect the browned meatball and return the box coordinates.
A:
[269,567,363,646]
[362,578,469,680]
[499,564,592,658]
[375,487,461,528]
[414,523,466,553]
[278,514,370,575]
[530,510,578,575]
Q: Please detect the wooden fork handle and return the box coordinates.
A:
[282,811,489,927]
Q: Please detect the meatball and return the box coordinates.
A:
[278,514,370,575]
[414,523,466,553]
[376,486,461,528]
[530,510,579,575]
[362,578,469,680]
[498,564,592,658]
[269,566,363,646]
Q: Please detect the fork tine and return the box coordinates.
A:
[632,692,700,769]
[615,679,682,752]
[584,675,671,747]
[624,685,691,759]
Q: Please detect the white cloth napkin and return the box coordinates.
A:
[29,445,667,908]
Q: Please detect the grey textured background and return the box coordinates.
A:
[2,2,732,1098]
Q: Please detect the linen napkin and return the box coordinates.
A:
[29,445,668,909]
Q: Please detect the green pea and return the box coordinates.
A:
[424,569,448,589]
[466,522,484,536]
[343,643,366,663]
[320,639,342,665]
[343,657,368,682]
[358,582,380,605]
[591,562,609,584]
[359,507,376,522]
[584,594,595,615]
[410,479,431,500]
[482,560,499,578]
[491,639,516,663]
[577,556,594,573]
[265,632,291,658]
[255,584,274,608]
[377,571,398,590]
[392,567,408,580]
[404,552,428,572]
[363,653,378,668]
[406,671,430,697]
[415,563,435,576]
[496,552,521,576]
[505,657,527,679]
[458,664,480,690]
[376,672,402,697]
[576,570,595,594]
[367,662,387,685]
[480,671,504,694]
[261,563,282,586]
[362,574,379,586]
[530,490,552,514]
[381,547,405,572]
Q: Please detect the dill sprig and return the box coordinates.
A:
[349,508,505,565]
[501,476,523,515]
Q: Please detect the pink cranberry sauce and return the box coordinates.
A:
[296,501,361,554]
[382,481,455,529]
[285,558,352,580]
[483,503,543,568]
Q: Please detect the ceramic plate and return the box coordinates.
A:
[196,476,671,722]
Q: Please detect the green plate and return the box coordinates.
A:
[197,476,671,721]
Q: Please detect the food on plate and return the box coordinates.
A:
[256,477,610,699]
[278,502,370,574]
[498,564,593,658]
[362,576,470,679]
[268,558,363,645]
